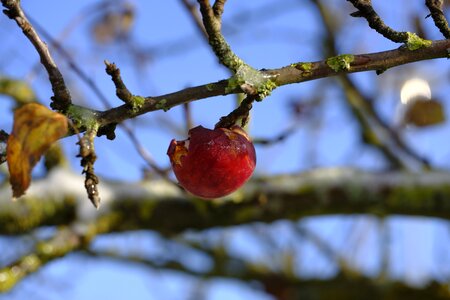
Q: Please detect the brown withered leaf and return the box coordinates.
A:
[403,99,446,127]
[7,103,68,198]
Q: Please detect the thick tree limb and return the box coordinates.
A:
[1,168,449,236]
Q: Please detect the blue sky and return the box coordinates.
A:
[0,0,449,299]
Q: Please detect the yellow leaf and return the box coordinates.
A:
[7,103,68,198]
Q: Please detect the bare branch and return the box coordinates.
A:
[1,0,72,112]
[104,61,134,106]
[425,0,450,39]
[253,125,298,146]
[347,0,409,43]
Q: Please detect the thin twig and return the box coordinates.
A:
[1,0,72,112]
[104,60,134,105]
[180,0,207,37]
[212,0,227,18]
[295,224,351,272]
[347,0,409,43]
[26,17,176,182]
[425,0,450,39]
[253,125,298,146]
[215,95,255,128]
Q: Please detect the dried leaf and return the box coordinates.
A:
[403,99,446,127]
[7,103,68,198]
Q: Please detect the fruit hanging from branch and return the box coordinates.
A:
[167,125,256,199]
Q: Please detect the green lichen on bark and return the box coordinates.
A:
[225,75,245,94]
[0,196,76,235]
[385,184,450,212]
[326,54,355,72]
[225,65,278,99]
[0,254,41,292]
[66,105,99,129]
[208,32,245,72]
[405,32,432,51]
[256,79,277,100]
[130,95,145,113]
[155,99,170,112]
[293,62,313,77]
[206,84,215,91]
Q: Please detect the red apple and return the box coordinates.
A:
[167,125,256,199]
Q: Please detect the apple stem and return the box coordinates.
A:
[215,95,256,129]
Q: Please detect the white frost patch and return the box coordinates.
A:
[0,167,183,221]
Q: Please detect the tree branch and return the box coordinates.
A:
[197,0,245,72]
[1,168,450,236]
[1,0,72,112]
[0,215,122,293]
[347,0,410,43]
[85,249,450,300]
[96,39,450,127]
[425,0,450,39]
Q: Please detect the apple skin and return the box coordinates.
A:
[167,125,256,199]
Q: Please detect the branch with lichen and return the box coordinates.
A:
[1,0,449,172]
[0,216,121,293]
[1,0,72,112]
[196,0,277,104]
[104,61,145,112]
[2,167,450,237]
[95,38,450,129]
[197,0,244,72]
[347,0,432,50]
[425,0,450,39]
[1,167,450,291]
[0,227,81,292]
